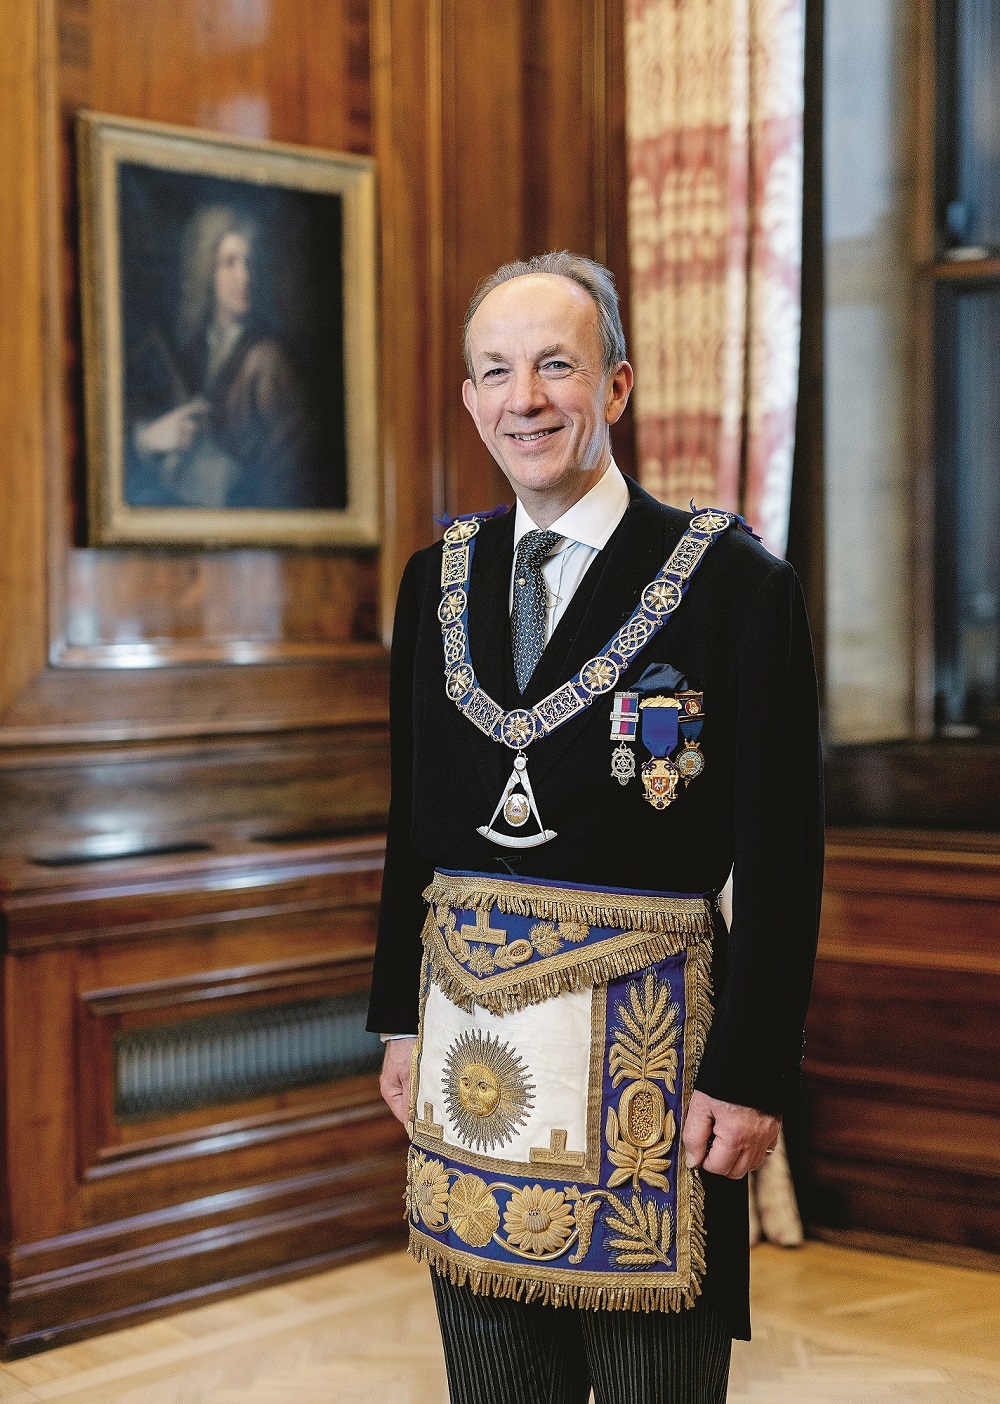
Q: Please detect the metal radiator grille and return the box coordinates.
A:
[114,991,383,1120]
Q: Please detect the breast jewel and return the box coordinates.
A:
[438,509,738,848]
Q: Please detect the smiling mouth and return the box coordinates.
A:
[508,428,561,441]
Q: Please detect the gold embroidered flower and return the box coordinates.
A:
[559,921,590,944]
[411,1156,450,1231]
[446,926,472,962]
[467,944,496,976]
[502,1184,575,1256]
[448,1174,500,1247]
[529,922,563,956]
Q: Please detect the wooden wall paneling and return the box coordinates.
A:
[76,948,379,1171]
[5,948,80,1243]
[0,655,389,746]
[442,0,525,516]
[373,0,637,605]
[0,728,390,857]
[372,0,442,619]
[0,0,50,720]
[0,837,409,1355]
[603,0,638,482]
[803,828,1000,1262]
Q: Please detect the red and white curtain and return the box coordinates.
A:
[626,0,804,558]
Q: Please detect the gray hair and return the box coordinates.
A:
[176,204,260,346]
[462,250,627,379]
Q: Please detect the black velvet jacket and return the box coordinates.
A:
[367,478,824,1336]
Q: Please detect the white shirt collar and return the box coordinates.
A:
[512,462,630,552]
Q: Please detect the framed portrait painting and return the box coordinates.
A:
[77,113,379,547]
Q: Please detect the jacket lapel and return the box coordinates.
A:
[466,507,519,710]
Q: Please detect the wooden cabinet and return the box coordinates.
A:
[0,826,407,1357]
[804,827,1000,1263]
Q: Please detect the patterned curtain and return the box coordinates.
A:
[626,0,804,557]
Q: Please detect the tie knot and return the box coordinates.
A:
[516,529,561,571]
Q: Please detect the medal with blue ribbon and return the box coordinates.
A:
[675,689,706,785]
[638,698,682,809]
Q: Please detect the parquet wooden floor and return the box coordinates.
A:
[0,1242,996,1402]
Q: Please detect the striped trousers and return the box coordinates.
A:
[431,1275,732,1404]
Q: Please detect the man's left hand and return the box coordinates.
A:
[682,1090,780,1179]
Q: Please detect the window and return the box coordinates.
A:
[933,0,1000,738]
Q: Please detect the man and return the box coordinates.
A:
[368,251,823,1403]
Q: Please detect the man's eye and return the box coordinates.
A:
[481,367,507,379]
[542,360,571,372]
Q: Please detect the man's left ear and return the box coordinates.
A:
[605,361,634,426]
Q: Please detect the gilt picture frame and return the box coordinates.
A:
[77,112,379,547]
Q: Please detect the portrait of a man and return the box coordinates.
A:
[78,115,378,546]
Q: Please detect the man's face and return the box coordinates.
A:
[214,231,251,322]
[462,274,632,518]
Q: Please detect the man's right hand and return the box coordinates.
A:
[135,397,210,455]
[379,1036,417,1127]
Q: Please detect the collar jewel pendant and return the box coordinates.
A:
[611,744,636,786]
[437,510,735,845]
[477,753,556,849]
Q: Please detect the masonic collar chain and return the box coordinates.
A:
[438,508,739,848]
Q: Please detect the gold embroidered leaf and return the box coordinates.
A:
[645,1200,659,1239]
[660,1206,673,1253]
[607,1168,632,1189]
[611,973,682,1089]
[651,981,669,1023]
[603,1191,672,1268]
[568,1195,600,1263]
[605,1106,620,1147]
[619,1005,645,1040]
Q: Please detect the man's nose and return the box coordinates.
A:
[506,366,546,415]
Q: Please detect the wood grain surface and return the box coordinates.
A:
[804,827,1000,1262]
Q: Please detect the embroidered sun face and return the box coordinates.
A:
[442,1030,535,1151]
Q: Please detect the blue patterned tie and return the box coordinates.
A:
[511,529,561,693]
